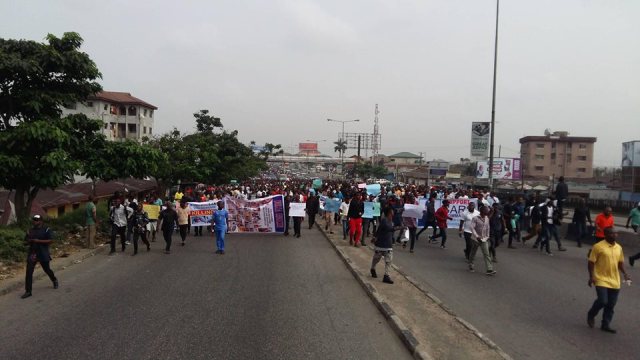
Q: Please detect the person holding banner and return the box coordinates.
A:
[431,200,453,249]
[417,195,438,242]
[211,201,229,254]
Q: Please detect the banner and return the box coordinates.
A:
[224,195,286,233]
[320,196,341,213]
[188,201,216,226]
[476,158,521,180]
[143,204,160,220]
[312,179,323,189]
[366,183,381,196]
[357,183,367,189]
[363,202,381,219]
[403,204,423,218]
[622,141,640,167]
[289,203,306,217]
[417,198,477,228]
[471,122,490,157]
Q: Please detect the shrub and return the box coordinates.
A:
[0,227,28,263]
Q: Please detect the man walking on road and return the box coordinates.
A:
[176,201,190,246]
[587,227,630,333]
[212,200,229,254]
[469,206,496,276]
[594,206,614,242]
[431,199,452,249]
[371,207,397,284]
[625,202,640,233]
[109,197,132,255]
[348,193,365,247]
[570,198,592,248]
[306,192,320,229]
[159,202,179,254]
[131,205,151,255]
[22,215,58,299]
[459,201,480,260]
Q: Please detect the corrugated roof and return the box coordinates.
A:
[519,136,596,144]
[89,91,158,110]
[389,152,421,158]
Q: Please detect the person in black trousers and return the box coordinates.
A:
[132,206,151,255]
[159,202,179,254]
[22,215,58,299]
[284,194,291,236]
[306,193,320,229]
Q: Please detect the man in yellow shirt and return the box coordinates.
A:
[587,227,631,333]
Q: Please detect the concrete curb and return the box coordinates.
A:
[0,244,109,297]
[392,264,513,360]
[317,225,433,360]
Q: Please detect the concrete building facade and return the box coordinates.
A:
[61,91,157,142]
[519,131,596,179]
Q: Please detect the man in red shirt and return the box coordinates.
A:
[430,200,453,249]
[594,207,614,241]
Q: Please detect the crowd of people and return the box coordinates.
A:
[21,176,638,333]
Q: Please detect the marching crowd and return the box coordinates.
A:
[21,176,639,333]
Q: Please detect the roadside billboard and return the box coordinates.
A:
[471,122,490,157]
[622,141,640,167]
[476,158,521,180]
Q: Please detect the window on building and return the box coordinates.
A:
[128,106,137,116]
[143,126,147,134]
[536,143,545,149]
[551,142,556,148]
[149,127,152,134]
[149,110,154,118]
[578,155,587,161]
[128,124,137,134]
[567,143,572,149]
[550,153,556,160]
[577,168,586,173]
[143,109,148,117]
[104,104,109,111]
[579,144,587,149]
[119,106,126,115]
[86,101,93,107]
[567,154,572,163]
[63,102,76,110]
[535,154,544,160]
[534,166,544,171]
[58,206,65,216]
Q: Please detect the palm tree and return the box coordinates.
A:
[334,139,347,157]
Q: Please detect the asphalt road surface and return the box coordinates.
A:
[393,227,640,360]
[0,228,411,360]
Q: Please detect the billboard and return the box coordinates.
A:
[476,158,521,180]
[299,143,318,152]
[622,141,640,167]
[471,122,490,157]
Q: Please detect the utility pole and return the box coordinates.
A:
[488,0,500,189]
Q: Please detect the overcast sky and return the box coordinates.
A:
[2,0,638,166]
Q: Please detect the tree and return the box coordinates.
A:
[0,33,102,222]
[334,139,347,158]
[194,109,222,133]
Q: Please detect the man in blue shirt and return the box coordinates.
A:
[22,215,58,299]
[211,201,229,254]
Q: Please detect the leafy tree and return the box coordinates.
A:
[0,33,102,222]
[194,109,222,133]
[352,162,388,179]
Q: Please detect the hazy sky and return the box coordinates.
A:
[2,0,638,166]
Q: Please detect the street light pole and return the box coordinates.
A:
[488,0,500,190]
[327,118,359,175]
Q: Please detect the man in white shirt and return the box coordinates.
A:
[109,197,133,255]
[459,202,480,261]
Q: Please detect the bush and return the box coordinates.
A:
[50,200,111,234]
[0,227,28,263]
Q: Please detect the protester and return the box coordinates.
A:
[570,198,592,247]
[402,195,419,253]
[594,206,614,242]
[22,215,58,299]
[340,197,350,240]
[109,197,133,255]
[176,201,190,246]
[306,192,320,229]
[348,193,365,247]
[131,206,151,255]
[469,206,496,276]
[488,203,505,260]
[555,176,568,217]
[158,202,179,254]
[459,201,480,261]
[624,202,640,233]
[371,207,397,284]
[211,201,229,254]
[431,199,452,249]
[292,194,303,238]
[283,194,291,236]
[539,197,567,255]
[587,227,630,333]
[416,195,437,241]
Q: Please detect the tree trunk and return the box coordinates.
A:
[14,184,39,224]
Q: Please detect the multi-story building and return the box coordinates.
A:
[519,131,596,179]
[61,91,157,142]
[621,140,640,193]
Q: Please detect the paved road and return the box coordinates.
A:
[393,227,640,360]
[0,228,411,360]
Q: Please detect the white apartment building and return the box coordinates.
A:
[61,91,157,142]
